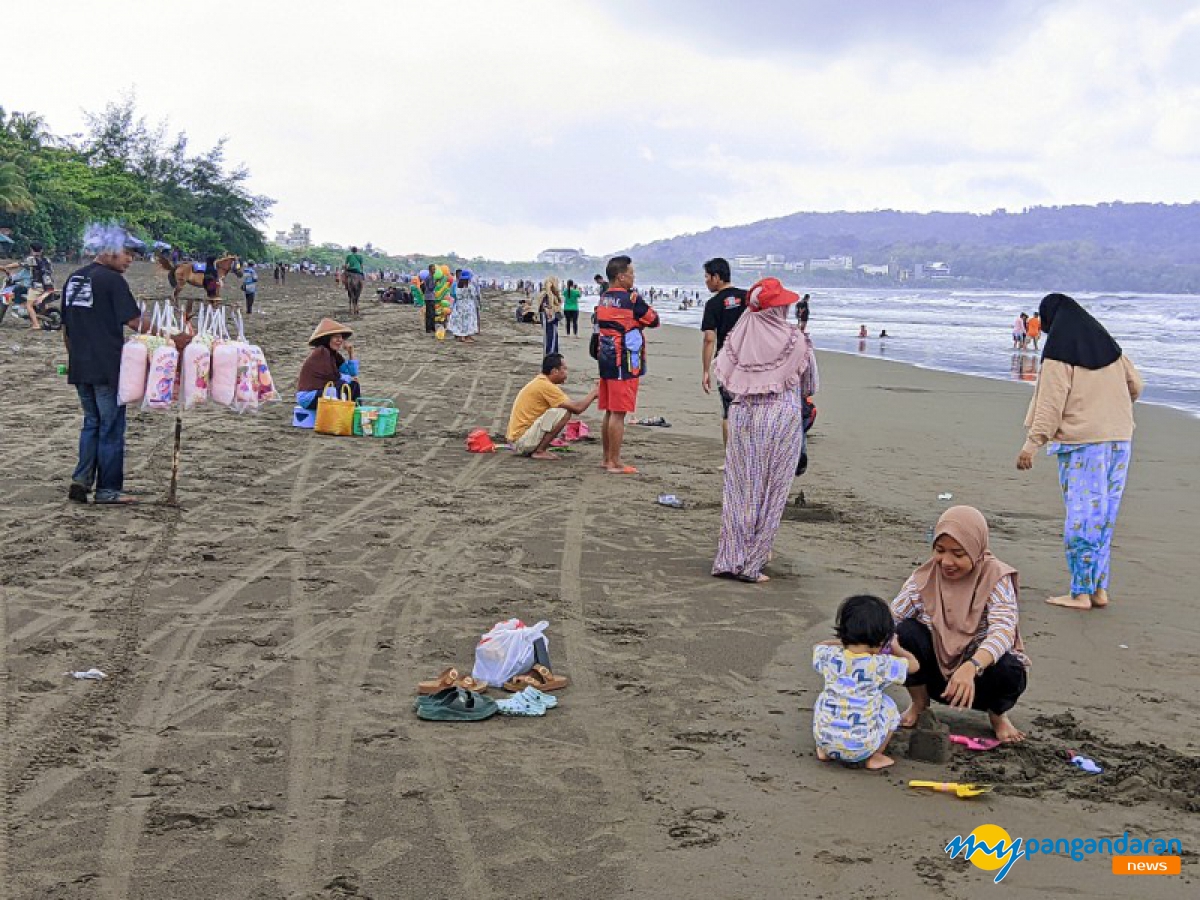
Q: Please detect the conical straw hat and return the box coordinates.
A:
[308,317,353,345]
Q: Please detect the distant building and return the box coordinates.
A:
[915,261,951,279]
[765,254,786,269]
[537,248,584,265]
[734,255,768,270]
[809,255,853,271]
[273,223,311,251]
[858,264,889,276]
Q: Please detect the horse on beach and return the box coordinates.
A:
[156,251,242,316]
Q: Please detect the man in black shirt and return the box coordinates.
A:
[699,257,747,447]
[62,230,148,505]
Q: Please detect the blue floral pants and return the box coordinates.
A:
[1054,441,1132,595]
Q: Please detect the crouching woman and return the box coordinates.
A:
[892,506,1031,744]
[296,317,361,410]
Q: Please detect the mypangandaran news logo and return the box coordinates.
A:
[945,824,1183,883]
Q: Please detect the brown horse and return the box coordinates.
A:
[156,252,242,316]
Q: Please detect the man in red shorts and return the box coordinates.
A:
[594,255,660,473]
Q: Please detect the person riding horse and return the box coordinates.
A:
[156,250,242,317]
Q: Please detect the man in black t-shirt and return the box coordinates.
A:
[699,257,748,447]
[62,235,148,505]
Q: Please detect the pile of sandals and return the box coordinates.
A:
[414,664,570,722]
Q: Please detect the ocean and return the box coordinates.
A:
[582,287,1200,417]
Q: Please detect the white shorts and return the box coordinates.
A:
[512,408,568,455]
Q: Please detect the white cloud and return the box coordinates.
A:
[6,0,1200,259]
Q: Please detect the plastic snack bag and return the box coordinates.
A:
[210,310,239,408]
[142,304,180,411]
[117,303,150,406]
[181,305,215,410]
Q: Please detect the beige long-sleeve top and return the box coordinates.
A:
[1022,355,1143,454]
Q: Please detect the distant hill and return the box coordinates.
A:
[615,203,1200,293]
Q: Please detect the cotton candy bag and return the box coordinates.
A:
[142,304,180,411]
[181,306,215,410]
[210,310,239,408]
[117,313,149,406]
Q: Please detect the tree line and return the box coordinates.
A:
[0,97,272,260]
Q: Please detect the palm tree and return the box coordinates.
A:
[0,161,33,213]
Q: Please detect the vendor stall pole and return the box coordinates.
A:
[166,414,182,505]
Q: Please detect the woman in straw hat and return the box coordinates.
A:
[711,278,817,584]
[296,317,361,410]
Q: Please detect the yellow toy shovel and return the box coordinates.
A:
[908,780,994,799]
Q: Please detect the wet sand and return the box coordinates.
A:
[2,264,1197,898]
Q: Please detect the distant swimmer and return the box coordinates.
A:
[879,330,890,338]
[859,325,868,339]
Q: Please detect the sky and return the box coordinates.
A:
[10,0,1200,260]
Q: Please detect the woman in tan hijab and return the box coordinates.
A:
[891,506,1030,744]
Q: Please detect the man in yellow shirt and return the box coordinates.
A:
[507,353,598,459]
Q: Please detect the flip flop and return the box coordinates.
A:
[605,465,639,475]
[417,669,490,695]
[414,687,498,722]
[949,734,1001,752]
[504,663,570,693]
[417,667,459,695]
[94,494,138,506]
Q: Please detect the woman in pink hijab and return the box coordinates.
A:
[891,506,1031,744]
[712,278,817,583]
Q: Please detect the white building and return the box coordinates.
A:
[734,255,767,270]
[858,264,889,276]
[273,223,311,251]
[809,255,854,271]
[915,261,951,278]
[537,248,584,265]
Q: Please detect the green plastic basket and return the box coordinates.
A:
[353,398,398,437]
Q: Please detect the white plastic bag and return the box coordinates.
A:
[471,619,549,687]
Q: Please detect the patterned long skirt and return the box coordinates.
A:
[713,387,806,580]
[1055,440,1132,595]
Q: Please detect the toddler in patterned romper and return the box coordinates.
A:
[812,595,921,770]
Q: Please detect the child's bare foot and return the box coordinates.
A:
[900,704,924,728]
[1092,588,1109,608]
[529,451,559,461]
[815,747,830,761]
[1045,593,1092,610]
[989,712,1026,744]
[865,752,895,770]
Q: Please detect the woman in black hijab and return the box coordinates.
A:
[1016,293,1142,611]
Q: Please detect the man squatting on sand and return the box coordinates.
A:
[507,353,598,459]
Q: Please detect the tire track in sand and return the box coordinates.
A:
[278,370,511,897]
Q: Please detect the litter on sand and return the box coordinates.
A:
[66,668,107,680]
[633,416,671,427]
[1067,751,1103,774]
[937,492,954,501]
[657,494,685,508]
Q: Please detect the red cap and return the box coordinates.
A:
[747,277,800,310]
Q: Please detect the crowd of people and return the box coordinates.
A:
[47,226,1143,768]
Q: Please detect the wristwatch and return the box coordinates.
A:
[968,658,985,676]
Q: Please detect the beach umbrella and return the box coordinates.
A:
[0,233,14,244]
[152,240,172,250]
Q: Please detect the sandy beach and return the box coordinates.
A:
[3,263,1198,899]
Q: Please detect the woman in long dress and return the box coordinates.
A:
[712,278,817,584]
[447,269,480,342]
